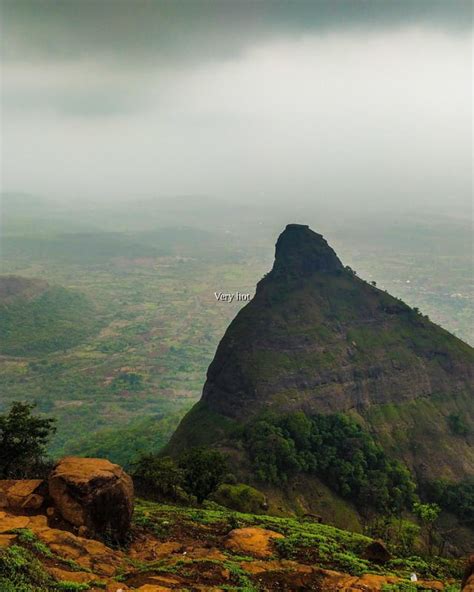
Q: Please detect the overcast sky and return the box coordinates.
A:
[1,1,472,211]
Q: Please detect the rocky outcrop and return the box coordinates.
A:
[464,575,474,592]
[271,224,343,278]
[363,540,392,564]
[0,479,46,510]
[48,456,134,543]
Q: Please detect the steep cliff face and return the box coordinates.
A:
[168,224,474,483]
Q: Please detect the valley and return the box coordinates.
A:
[0,197,472,465]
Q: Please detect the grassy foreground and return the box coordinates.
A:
[132,501,463,586]
[0,499,464,591]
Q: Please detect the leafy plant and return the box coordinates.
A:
[447,413,469,436]
[132,454,185,501]
[413,503,440,556]
[178,447,227,503]
[0,545,54,592]
[0,402,56,478]
[426,477,474,526]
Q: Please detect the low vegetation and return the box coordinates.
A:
[426,478,474,527]
[0,286,99,356]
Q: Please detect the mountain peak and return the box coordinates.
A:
[167,223,473,531]
[271,223,343,278]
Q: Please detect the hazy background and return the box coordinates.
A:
[1,0,472,215]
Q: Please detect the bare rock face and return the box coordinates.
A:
[48,456,133,543]
[0,479,46,510]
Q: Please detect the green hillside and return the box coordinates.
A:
[0,276,100,356]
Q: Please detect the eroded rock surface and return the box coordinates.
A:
[224,526,284,558]
[0,479,46,510]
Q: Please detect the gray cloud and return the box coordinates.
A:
[2,0,471,66]
[1,1,472,211]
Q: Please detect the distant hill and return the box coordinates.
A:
[0,275,100,356]
[166,224,473,543]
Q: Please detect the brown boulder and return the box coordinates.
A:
[48,456,133,543]
[241,559,313,575]
[463,555,474,591]
[105,584,130,591]
[318,571,402,591]
[224,527,284,558]
[105,584,130,592]
[0,534,17,547]
[362,540,392,564]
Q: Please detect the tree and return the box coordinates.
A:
[0,402,56,478]
[244,412,416,515]
[132,454,184,500]
[413,502,440,556]
[426,477,474,527]
[447,413,469,436]
[178,448,227,503]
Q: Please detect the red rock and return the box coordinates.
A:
[225,527,284,558]
[48,567,94,584]
[0,511,30,532]
[0,479,45,510]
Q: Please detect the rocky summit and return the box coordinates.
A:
[167,223,473,520]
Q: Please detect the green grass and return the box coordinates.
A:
[9,529,53,558]
[0,545,55,592]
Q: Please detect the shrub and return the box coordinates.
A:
[447,413,469,436]
[425,477,474,527]
[210,483,266,513]
[132,455,186,502]
[178,447,227,503]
